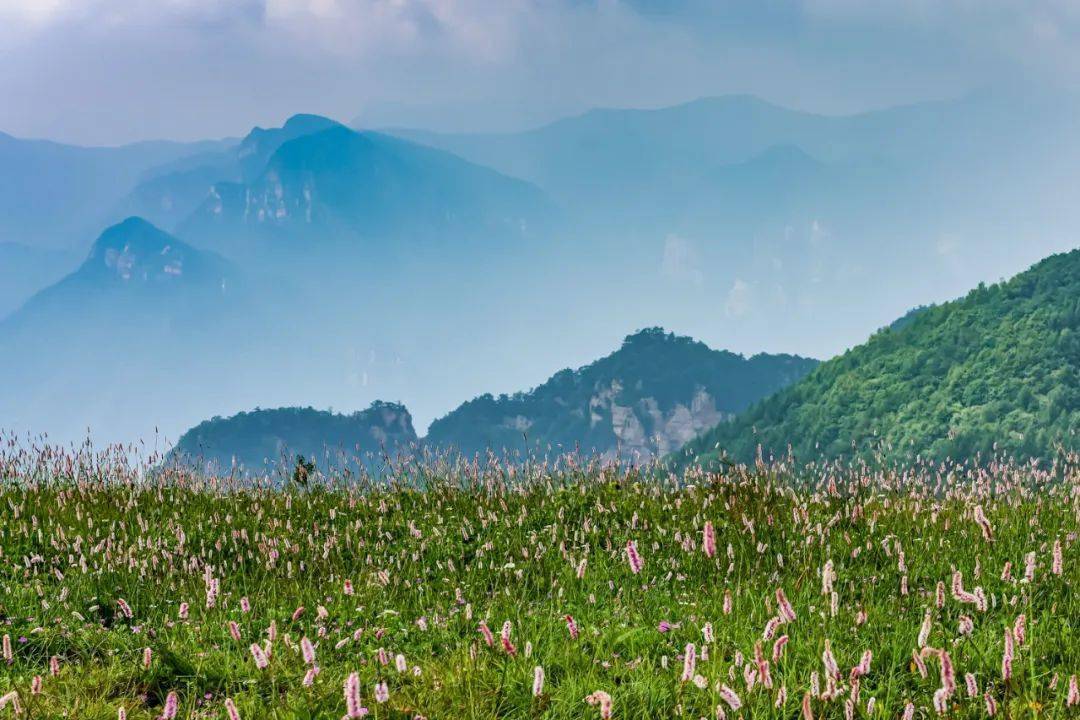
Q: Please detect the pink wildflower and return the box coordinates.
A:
[625,540,644,574]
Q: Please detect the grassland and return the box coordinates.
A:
[0,445,1077,718]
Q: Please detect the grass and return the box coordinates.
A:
[0,446,1077,718]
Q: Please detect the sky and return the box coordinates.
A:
[2,0,1079,145]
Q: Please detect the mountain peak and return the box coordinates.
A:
[281,114,341,134]
[82,217,230,286]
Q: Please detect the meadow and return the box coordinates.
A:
[0,443,1077,719]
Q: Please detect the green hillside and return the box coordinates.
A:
[681,249,1080,465]
[426,328,817,460]
[168,402,417,478]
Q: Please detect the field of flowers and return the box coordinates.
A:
[0,444,1077,719]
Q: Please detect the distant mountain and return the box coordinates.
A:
[0,218,270,444]
[115,114,342,230]
[168,402,417,477]
[0,131,234,315]
[179,124,554,266]
[0,130,232,250]
[680,249,1080,465]
[426,328,818,460]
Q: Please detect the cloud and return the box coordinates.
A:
[2,0,1079,144]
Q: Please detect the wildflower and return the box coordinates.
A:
[344,672,368,718]
[718,684,742,710]
[250,643,269,670]
[851,650,872,679]
[30,675,42,695]
[224,698,241,720]
[723,590,732,615]
[763,616,781,640]
[822,640,840,679]
[933,687,948,715]
[912,649,928,678]
[1013,614,1026,646]
[240,597,251,613]
[343,580,354,596]
[973,505,993,540]
[2,635,11,664]
[776,587,797,623]
[178,603,189,620]
[118,708,126,720]
[0,692,20,714]
[681,643,696,683]
[658,620,673,633]
[958,615,974,636]
[50,655,60,676]
[985,692,998,716]
[772,635,789,662]
[918,609,932,647]
[533,666,545,697]
[801,692,814,720]
[939,650,956,697]
[1001,627,1014,681]
[374,682,389,703]
[965,673,978,697]
[291,606,305,622]
[901,702,915,720]
[161,691,179,720]
[303,667,319,687]
[229,621,243,643]
[565,615,579,640]
[1068,675,1079,706]
[1052,539,1063,576]
[395,654,407,673]
[702,622,714,643]
[117,598,133,619]
[703,521,716,558]
[625,540,644,574]
[143,647,153,668]
[584,690,613,719]
[500,621,517,656]
[478,621,494,647]
[301,637,316,665]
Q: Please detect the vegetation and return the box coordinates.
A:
[427,328,817,459]
[0,443,1076,718]
[169,402,416,478]
[682,249,1080,465]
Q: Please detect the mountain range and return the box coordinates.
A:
[165,328,817,474]
[4,91,1080,450]
[426,328,817,460]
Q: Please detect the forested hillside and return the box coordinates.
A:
[681,250,1080,464]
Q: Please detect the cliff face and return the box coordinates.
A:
[426,328,818,460]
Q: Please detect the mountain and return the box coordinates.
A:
[114,114,342,230]
[425,328,818,460]
[168,402,417,477]
[0,131,234,315]
[679,249,1080,465]
[0,130,232,250]
[386,90,1080,365]
[179,124,554,266]
[0,217,270,445]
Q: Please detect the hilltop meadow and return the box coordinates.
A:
[0,443,1077,719]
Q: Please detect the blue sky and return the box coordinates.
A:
[2,0,1078,145]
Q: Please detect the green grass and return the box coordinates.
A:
[0,451,1077,718]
